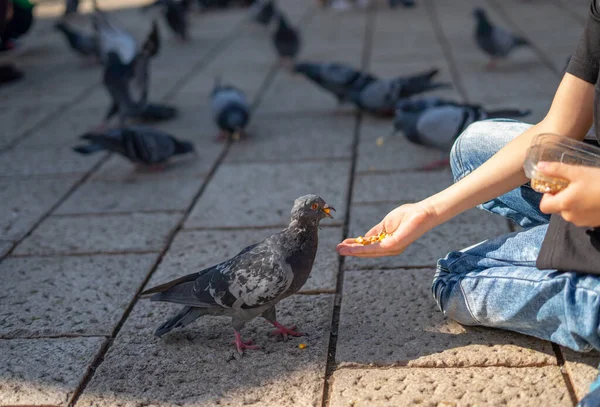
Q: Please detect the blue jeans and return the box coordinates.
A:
[432,119,600,353]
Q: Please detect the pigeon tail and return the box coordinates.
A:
[486,108,531,119]
[79,132,122,151]
[154,306,205,337]
[72,143,105,155]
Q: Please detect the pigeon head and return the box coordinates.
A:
[290,195,335,223]
[473,7,487,19]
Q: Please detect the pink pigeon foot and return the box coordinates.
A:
[269,321,305,341]
[233,330,260,354]
[215,131,229,142]
[420,158,450,171]
[484,58,498,71]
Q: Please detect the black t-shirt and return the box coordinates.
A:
[536,0,600,274]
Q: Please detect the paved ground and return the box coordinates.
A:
[1,0,599,406]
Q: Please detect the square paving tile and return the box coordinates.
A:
[353,170,454,204]
[185,160,351,228]
[225,116,355,163]
[0,337,105,406]
[345,204,510,269]
[0,254,158,338]
[76,294,333,407]
[336,269,555,367]
[150,227,342,294]
[0,104,54,145]
[56,176,205,214]
[329,366,571,407]
[0,176,80,241]
[14,213,181,255]
[0,147,105,177]
[563,348,600,401]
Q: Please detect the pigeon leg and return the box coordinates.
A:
[279,57,294,71]
[420,158,450,171]
[215,131,230,142]
[233,330,260,354]
[485,58,498,71]
[269,321,305,340]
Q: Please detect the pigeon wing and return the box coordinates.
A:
[94,13,137,64]
[490,26,517,56]
[122,127,176,164]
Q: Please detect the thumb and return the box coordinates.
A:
[537,161,577,181]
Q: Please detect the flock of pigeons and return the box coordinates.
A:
[48,0,536,353]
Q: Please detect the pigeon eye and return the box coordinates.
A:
[311,203,319,210]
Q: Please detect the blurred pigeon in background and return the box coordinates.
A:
[272,13,301,66]
[135,102,178,122]
[249,0,277,26]
[143,0,189,41]
[140,194,335,354]
[210,78,250,141]
[54,21,99,62]
[94,7,160,127]
[73,125,195,169]
[389,0,415,8]
[473,7,530,70]
[393,97,531,169]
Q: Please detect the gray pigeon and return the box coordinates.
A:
[94,6,160,126]
[249,0,277,26]
[352,68,451,116]
[273,13,301,65]
[54,21,99,60]
[143,0,188,41]
[140,195,335,354]
[393,97,531,169]
[72,125,194,169]
[293,61,377,105]
[210,79,250,141]
[389,0,415,7]
[473,8,530,70]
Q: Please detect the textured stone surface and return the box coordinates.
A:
[0,254,157,338]
[0,337,105,406]
[336,269,555,367]
[151,227,341,294]
[77,294,333,407]
[185,161,351,228]
[0,241,12,258]
[0,147,105,176]
[345,203,510,269]
[0,176,79,241]
[56,176,204,214]
[353,170,454,204]
[14,213,180,255]
[329,367,571,407]
[0,104,55,148]
[226,116,355,163]
[563,348,600,401]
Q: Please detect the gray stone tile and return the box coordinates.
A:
[0,147,105,177]
[336,268,555,367]
[356,117,450,173]
[76,294,333,407]
[345,204,510,269]
[329,366,571,407]
[185,160,351,228]
[0,104,54,146]
[14,213,180,255]
[225,116,355,163]
[353,171,454,204]
[0,241,12,258]
[0,337,105,406]
[0,177,80,241]
[151,227,342,294]
[56,176,205,214]
[0,254,158,338]
[563,348,600,401]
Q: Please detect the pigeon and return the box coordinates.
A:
[389,0,415,7]
[210,78,250,141]
[94,7,160,127]
[473,8,530,70]
[249,0,276,26]
[143,0,188,41]
[351,68,451,116]
[393,97,531,169]
[72,125,194,169]
[293,61,377,105]
[140,194,335,354]
[272,13,301,66]
[54,20,99,61]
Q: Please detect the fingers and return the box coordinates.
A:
[336,241,401,257]
[537,161,577,181]
[539,193,561,214]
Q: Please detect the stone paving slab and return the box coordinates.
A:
[0,240,12,258]
[0,337,105,406]
[329,366,571,407]
[345,203,510,269]
[185,160,351,229]
[14,213,181,255]
[563,348,600,401]
[150,227,342,294]
[56,175,205,214]
[0,104,56,148]
[0,147,106,177]
[225,115,354,163]
[336,268,555,367]
[0,254,158,338]
[76,294,333,407]
[0,176,80,241]
[353,170,454,204]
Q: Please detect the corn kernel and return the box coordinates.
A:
[298,343,307,349]
[531,178,569,194]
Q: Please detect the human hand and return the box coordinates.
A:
[336,201,439,257]
[537,161,600,227]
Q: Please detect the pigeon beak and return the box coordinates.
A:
[322,205,335,219]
